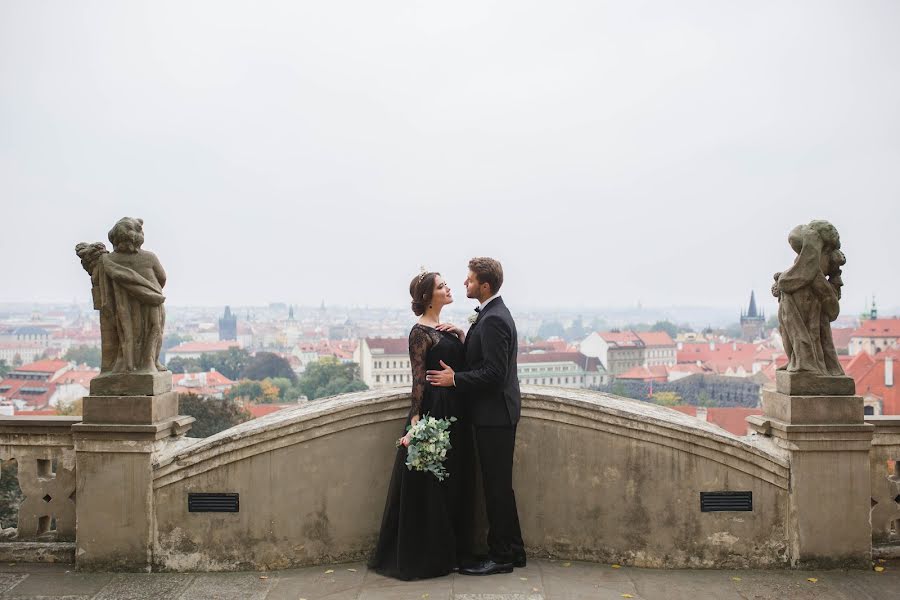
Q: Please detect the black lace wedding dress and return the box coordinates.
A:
[368,323,474,580]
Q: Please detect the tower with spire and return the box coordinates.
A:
[740,291,766,341]
[219,305,237,341]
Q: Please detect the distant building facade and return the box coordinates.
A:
[848,318,900,356]
[580,331,677,376]
[354,338,411,389]
[517,352,608,387]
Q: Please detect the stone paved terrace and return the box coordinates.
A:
[0,559,898,600]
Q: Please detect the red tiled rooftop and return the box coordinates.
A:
[366,338,409,355]
[598,331,642,347]
[638,331,675,347]
[13,360,70,374]
[245,404,294,418]
[617,365,669,381]
[851,318,900,339]
[518,352,603,371]
[55,369,99,387]
[172,370,235,387]
[830,328,855,351]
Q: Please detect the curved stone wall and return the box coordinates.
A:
[151,387,790,571]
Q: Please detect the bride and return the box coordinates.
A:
[368,270,474,580]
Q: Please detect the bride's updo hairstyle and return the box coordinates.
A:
[409,271,439,316]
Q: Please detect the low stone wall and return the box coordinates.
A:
[151,387,790,571]
[868,416,900,557]
[0,416,81,563]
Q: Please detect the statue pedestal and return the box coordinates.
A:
[72,376,194,571]
[749,387,873,568]
[775,371,856,396]
[89,371,172,397]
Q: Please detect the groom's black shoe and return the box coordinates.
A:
[459,559,514,576]
[513,555,526,568]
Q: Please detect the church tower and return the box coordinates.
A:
[740,291,766,341]
[219,305,238,341]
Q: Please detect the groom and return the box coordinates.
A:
[426,257,525,575]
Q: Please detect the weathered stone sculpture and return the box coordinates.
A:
[76,218,170,396]
[770,220,853,395]
[76,217,167,374]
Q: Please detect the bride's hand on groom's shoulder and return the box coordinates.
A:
[435,322,464,341]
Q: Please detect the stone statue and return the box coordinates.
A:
[771,220,846,376]
[75,218,167,375]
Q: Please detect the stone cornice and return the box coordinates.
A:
[152,386,789,490]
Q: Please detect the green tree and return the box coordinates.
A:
[651,391,682,407]
[63,345,102,368]
[242,352,297,384]
[0,460,23,529]
[697,391,717,407]
[178,393,252,438]
[297,357,367,400]
[537,321,565,339]
[199,348,251,380]
[162,333,190,350]
[0,359,9,378]
[167,356,202,374]
[650,321,678,339]
[611,380,626,398]
[12,355,22,368]
[766,314,779,330]
[268,377,299,401]
[226,380,265,402]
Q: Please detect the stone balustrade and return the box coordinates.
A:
[0,416,81,562]
[867,416,900,556]
[0,393,898,570]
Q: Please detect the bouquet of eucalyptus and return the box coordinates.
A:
[398,414,457,481]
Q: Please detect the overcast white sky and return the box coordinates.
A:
[1,1,898,313]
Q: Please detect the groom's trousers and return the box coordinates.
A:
[474,424,525,564]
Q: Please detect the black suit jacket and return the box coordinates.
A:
[455,297,521,426]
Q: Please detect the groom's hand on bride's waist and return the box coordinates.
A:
[426,360,455,387]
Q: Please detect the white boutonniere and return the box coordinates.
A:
[467,312,479,325]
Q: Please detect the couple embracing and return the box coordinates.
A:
[369,257,526,580]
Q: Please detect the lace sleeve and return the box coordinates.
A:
[408,325,433,418]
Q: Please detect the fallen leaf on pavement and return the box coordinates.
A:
[519,577,528,581]
[347,568,357,572]
[807,577,818,583]
[875,566,885,572]
[611,564,621,569]
[622,595,634,599]
[258,576,268,580]
[324,569,334,574]
[732,577,742,581]
[562,562,571,567]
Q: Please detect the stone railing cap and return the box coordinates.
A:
[0,416,82,428]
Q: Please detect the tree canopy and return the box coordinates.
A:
[297,357,367,400]
[63,345,101,368]
[242,352,297,384]
[178,393,252,438]
[198,347,251,380]
[167,356,202,374]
